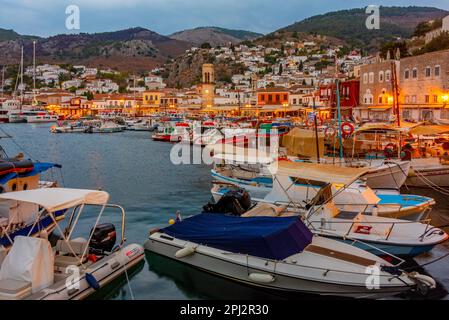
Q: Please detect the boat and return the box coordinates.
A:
[24,111,59,123]
[145,213,435,299]
[237,201,448,257]
[87,121,124,133]
[152,122,191,142]
[211,161,435,221]
[0,188,144,300]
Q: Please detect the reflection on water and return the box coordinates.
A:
[1,123,449,300]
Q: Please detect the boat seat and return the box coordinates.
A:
[242,203,286,217]
[0,279,32,300]
[54,240,88,269]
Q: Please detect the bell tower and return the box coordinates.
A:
[201,63,215,109]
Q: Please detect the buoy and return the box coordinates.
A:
[175,246,196,259]
[169,219,175,225]
[248,273,275,283]
[85,272,100,290]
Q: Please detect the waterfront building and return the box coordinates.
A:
[399,49,449,123]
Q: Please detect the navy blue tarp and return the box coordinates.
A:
[162,214,313,260]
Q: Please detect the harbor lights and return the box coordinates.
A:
[387,96,394,104]
[442,95,449,103]
[282,102,289,117]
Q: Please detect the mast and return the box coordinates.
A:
[391,60,400,127]
[312,95,321,163]
[334,54,343,160]
[33,40,36,106]
[20,46,24,108]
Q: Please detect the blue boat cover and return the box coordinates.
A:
[162,214,313,260]
[21,162,59,177]
[0,163,59,185]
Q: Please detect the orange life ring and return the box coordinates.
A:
[341,122,354,136]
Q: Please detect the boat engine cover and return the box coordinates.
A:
[203,189,252,216]
[89,223,116,253]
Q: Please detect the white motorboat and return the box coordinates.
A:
[237,202,448,257]
[24,111,59,123]
[407,157,449,187]
[145,213,435,299]
[211,160,434,221]
[88,122,124,133]
[0,188,144,300]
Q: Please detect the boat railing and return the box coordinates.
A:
[307,218,433,243]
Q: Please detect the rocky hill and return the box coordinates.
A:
[276,6,448,51]
[0,27,190,72]
[169,27,262,47]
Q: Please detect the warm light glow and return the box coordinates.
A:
[442,95,449,102]
[387,96,394,104]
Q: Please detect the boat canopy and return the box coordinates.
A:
[269,161,369,186]
[281,128,324,158]
[356,123,402,133]
[162,213,313,260]
[0,188,109,212]
[407,124,449,136]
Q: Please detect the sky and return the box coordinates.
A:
[1,0,449,37]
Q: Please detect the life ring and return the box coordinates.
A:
[324,126,336,138]
[306,116,323,127]
[341,122,354,136]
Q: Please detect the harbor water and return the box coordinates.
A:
[1,123,449,300]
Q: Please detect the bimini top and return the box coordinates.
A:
[269,161,369,186]
[0,188,110,212]
[162,213,313,260]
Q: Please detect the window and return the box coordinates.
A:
[402,110,411,120]
[369,72,374,83]
[261,94,265,101]
[379,71,384,82]
[434,95,438,103]
[385,70,391,82]
[378,96,383,104]
[441,109,449,119]
[412,95,417,103]
[405,95,410,103]
[435,65,441,77]
[268,94,273,102]
[283,94,288,100]
[425,67,431,77]
[275,94,280,102]
[293,98,297,104]
[412,68,418,78]
[363,73,368,84]
[425,95,430,103]
[404,69,410,79]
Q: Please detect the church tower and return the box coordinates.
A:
[201,63,215,109]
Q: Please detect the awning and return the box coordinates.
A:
[356,123,402,133]
[0,188,110,212]
[269,161,369,185]
[368,106,392,111]
[408,124,449,136]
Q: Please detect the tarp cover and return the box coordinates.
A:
[281,128,324,158]
[162,214,313,260]
[0,236,54,293]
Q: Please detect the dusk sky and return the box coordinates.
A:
[1,0,449,37]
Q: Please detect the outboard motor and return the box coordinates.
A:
[89,223,117,254]
[203,188,252,216]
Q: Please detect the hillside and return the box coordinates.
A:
[170,27,262,47]
[0,28,38,41]
[0,27,190,72]
[277,6,448,51]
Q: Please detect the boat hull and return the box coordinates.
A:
[144,236,413,299]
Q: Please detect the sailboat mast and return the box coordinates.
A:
[20,46,24,107]
[334,54,343,160]
[33,40,36,105]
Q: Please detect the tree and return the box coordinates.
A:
[68,86,77,93]
[85,91,94,100]
[380,41,409,59]
[200,42,212,49]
